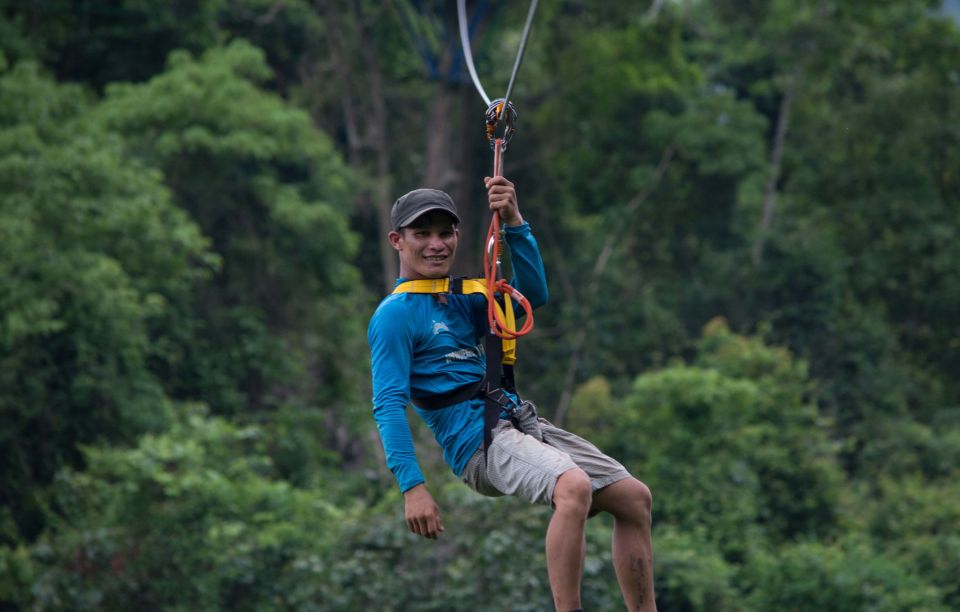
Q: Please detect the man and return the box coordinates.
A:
[368,176,657,611]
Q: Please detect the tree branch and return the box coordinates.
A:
[752,74,798,265]
[553,142,677,427]
[644,0,665,22]
[256,0,285,25]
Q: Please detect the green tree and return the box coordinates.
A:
[92,42,369,470]
[513,4,772,420]
[1,1,959,609]
[783,3,960,435]
[742,538,946,611]
[676,0,960,474]
[0,0,226,88]
[25,404,597,609]
[0,59,213,544]
[30,405,343,610]
[575,320,843,558]
[858,473,960,609]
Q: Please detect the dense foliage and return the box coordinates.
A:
[1,0,958,609]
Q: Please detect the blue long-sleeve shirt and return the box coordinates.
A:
[368,222,548,492]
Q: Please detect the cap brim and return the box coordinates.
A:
[397,205,461,229]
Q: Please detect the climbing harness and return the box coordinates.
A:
[392,277,523,453]
[392,0,541,456]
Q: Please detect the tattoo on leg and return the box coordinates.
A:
[630,554,647,604]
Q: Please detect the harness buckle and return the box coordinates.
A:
[485,384,520,417]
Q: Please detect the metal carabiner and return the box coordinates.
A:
[487,232,502,270]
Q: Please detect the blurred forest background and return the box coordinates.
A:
[1,0,958,609]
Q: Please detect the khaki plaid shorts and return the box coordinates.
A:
[461,418,631,506]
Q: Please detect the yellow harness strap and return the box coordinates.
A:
[393,278,517,365]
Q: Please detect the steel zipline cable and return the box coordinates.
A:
[457,0,492,107]
[456,0,540,340]
[457,0,539,124]
[500,0,539,125]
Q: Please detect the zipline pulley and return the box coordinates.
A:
[485,98,518,150]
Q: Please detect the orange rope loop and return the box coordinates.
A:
[484,136,534,340]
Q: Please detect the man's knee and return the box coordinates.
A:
[552,468,592,516]
[594,477,653,523]
[619,477,653,522]
[635,478,653,512]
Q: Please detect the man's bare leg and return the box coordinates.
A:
[547,468,592,611]
[591,477,656,611]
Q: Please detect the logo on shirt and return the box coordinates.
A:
[432,320,450,335]
[444,344,483,363]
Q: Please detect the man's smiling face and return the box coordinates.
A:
[389,210,459,279]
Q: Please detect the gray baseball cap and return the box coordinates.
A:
[390,188,461,230]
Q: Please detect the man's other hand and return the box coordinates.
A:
[403,483,445,539]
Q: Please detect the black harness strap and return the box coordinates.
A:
[483,330,503,454]
[411,377,485,410]
[410,326,516,459]
[482,296,520,457]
